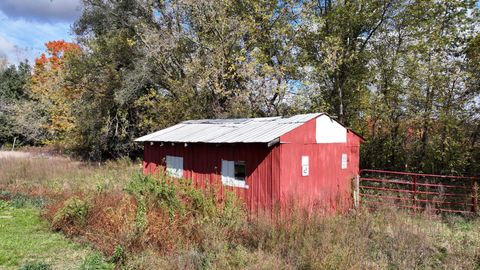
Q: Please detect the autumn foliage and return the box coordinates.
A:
[30,41,82,144]
[34,41,81,69]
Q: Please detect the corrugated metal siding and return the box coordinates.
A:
[143,142,281,213]
[136,113,322,143]
[278,119,361,213]
[141,114,363,215]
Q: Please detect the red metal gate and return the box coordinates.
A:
[358,169,480,214]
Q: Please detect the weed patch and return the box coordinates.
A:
[52,196,90,232]
[18,262,52,270]
[79,253,115,270]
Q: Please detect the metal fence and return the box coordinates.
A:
[358,169,479,214]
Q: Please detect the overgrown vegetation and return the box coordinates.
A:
[2,157,480,269]
[0,155,138,193]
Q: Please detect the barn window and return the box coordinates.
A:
[166,155,183,178]
[341,154,347,169]
[234,161,246,180]
[221,160,248,188]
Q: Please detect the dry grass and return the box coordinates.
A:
[2,155,480,269]
[0,155,140,194]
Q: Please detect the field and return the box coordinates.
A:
[1,151,480,269]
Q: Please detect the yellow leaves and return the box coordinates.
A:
[126,38,136,47]
[30,40,84,143]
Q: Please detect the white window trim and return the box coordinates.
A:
[222,178,249,189]
[221,159,249,189]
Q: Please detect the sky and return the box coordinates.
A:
[0,0,82,65]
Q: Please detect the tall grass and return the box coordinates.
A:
[2,156,480,269]
[0,156,139,194]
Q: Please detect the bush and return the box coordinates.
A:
[80,253,115,270]
[19,262,51,270]
[125,173,183,218]
[0,199,10,211]
[52,196,90,230]
[109,245,126,265]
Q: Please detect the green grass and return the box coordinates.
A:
[0,201,92,270]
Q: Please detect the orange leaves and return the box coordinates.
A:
[30,40,84,143]
[34,40,81,70]
[45,40,81,55]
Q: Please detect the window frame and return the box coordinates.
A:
[165,155,184,178]
[221,159,248,189]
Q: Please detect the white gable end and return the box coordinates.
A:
[315,115,347,143]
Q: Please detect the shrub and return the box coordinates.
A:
[0,199,10,211]
[109,245,126,265]
[19,262,51,270]
[125,173,183,218]
[80,253,115,270]
[52,196,90,230]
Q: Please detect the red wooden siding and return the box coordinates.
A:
[143,142,280,213]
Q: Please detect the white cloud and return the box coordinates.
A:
[0,10,74,65]
[0,35,24,64]
[0,0,82,23]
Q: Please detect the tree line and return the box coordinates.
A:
[0,0,479,175]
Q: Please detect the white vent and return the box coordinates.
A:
[302,156,309,176]
[341,154,348,169]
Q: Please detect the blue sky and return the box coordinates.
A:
[0,0,82,65]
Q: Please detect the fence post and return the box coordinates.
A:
[412,175,417,211]
[11,137,16,151]
[472,180,478,214]
[354,174,360,208]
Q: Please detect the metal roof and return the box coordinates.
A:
[135,113,322,144]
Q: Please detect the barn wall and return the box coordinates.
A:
[143,142,280,213]
[278,118,361,213]
[142,116,362,215]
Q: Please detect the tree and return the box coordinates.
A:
[0,61,32,146]
[26,0,478,174]
[29,40,81,145]
[361,0,479,174]
[296,0,395,125]
[65,0,297,159]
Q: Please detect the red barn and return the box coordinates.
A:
[136,113,363,214]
